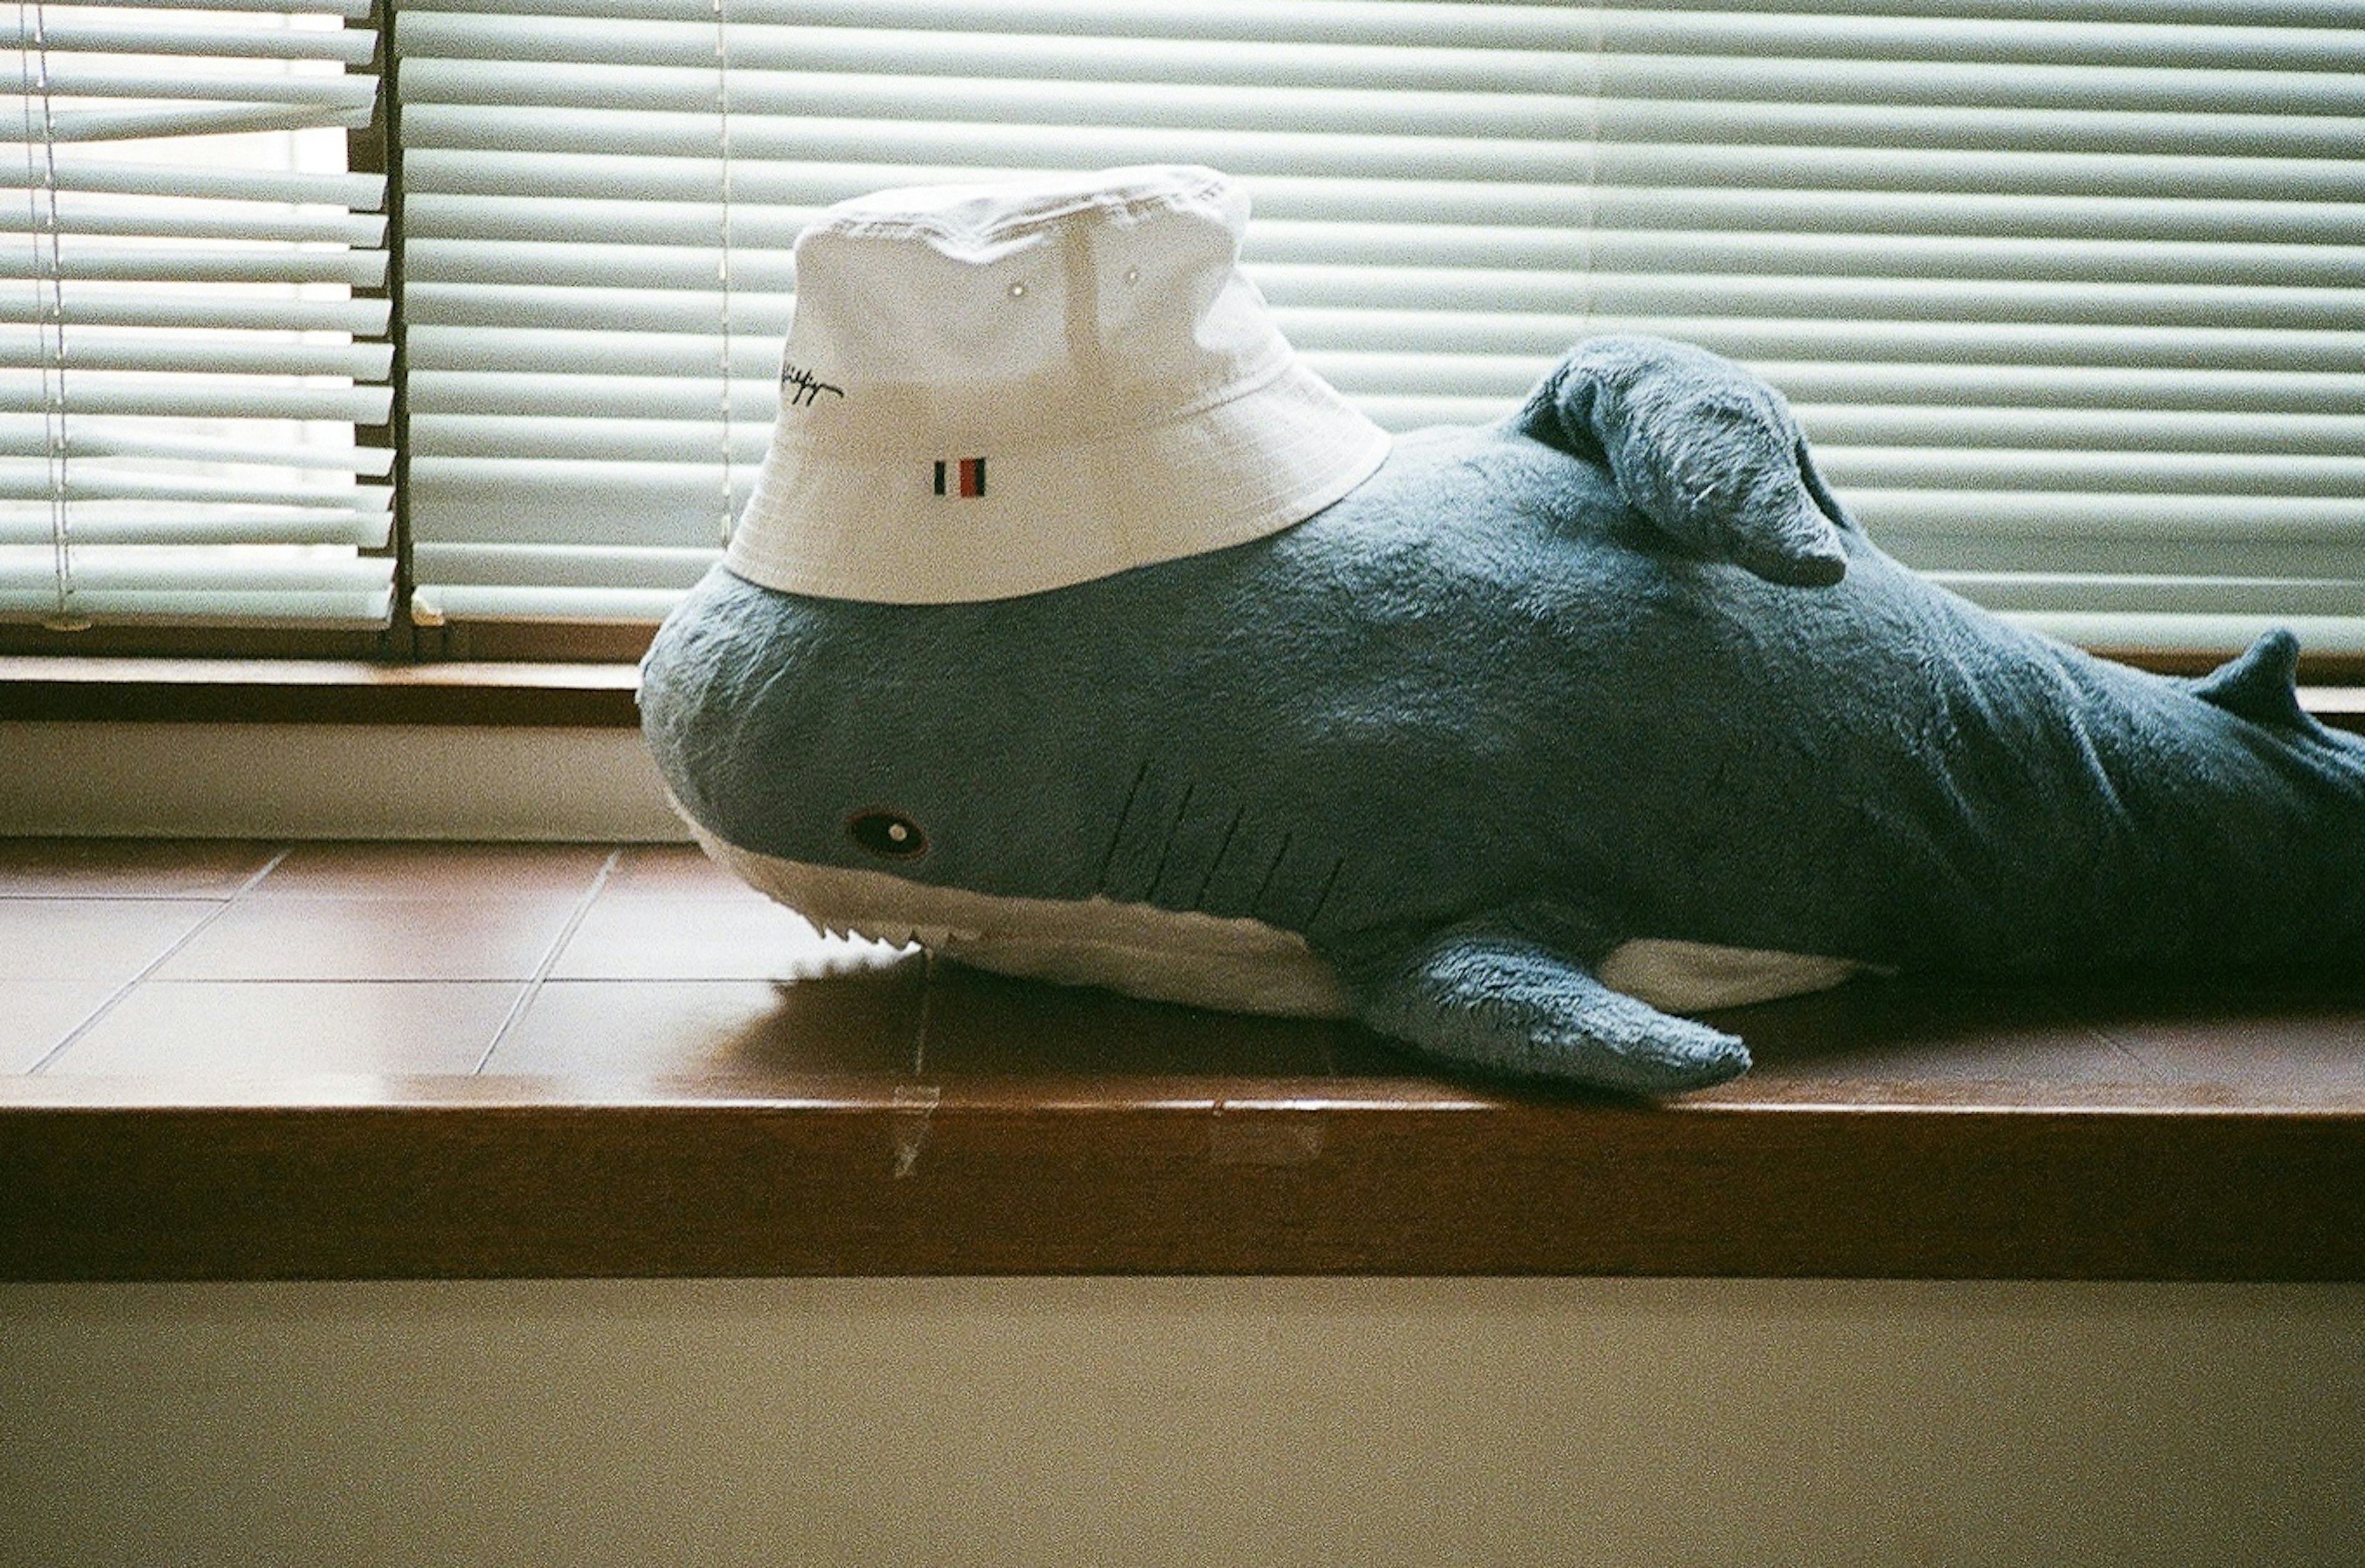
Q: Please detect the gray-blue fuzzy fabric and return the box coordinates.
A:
[641,336,2365,1094]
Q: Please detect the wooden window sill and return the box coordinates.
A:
[1,841,2360,1284]
[5,1064,2362,1283]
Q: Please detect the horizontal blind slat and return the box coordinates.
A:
[398,140,2365,209]
[0,417,394,474]
[403,238,790,292]
[411,414,771,464]
[0,466,390,510]
[407,370,778,422]
[411,583,699,622]
[411,463,747,549]
[400,243,2365,329]
[1815,447,2365,496]
[405,281,795,336]
[22,102,376,142]
[0,287,389,335]
[0,510,391,548]
[0,201,386,247]
[0,329,392,379]
[397,103,2365,197]
[397,8,2365,76]
[0,549,393,629]
[1276,309,2365,371]
[1852,490,2365,537]
[1,68,377,110]
[1255,264,2365,329]
[397,0,1607,48]
[0,551,394,592]
[25,0,373,17]
[391,0,2351,50]
[399,52,2365,123]
[401,150,2365,244]
[22,17,379,64]
[1309,351,2365,416]
[411,538,722,632]
[408,325,782,378]
[0,373,393,422]
[0,241,386,287]
[416,541,722,589]
[403,193,2365,285]
[0,158,384,209]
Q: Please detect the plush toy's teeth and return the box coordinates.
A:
[852,923,950,947]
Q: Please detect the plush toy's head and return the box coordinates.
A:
[722,164,1390,605]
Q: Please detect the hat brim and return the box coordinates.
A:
[725,355,1391,605]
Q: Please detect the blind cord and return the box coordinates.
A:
[714,0,733,548]
[19,0,80,631]
[1579,3,1602,339]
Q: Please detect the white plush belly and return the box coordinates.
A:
[695,831,1863,1019]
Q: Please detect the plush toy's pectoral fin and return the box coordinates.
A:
[1343,926,1751,1094]
[1521,335,1851,589]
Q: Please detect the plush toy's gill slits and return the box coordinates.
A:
[2192,629,2321,737]
[1143,782,1198,903]
[1249,833,1292,916]
[1096,759,1155,898]
[1096,767,1325,926]
[1302,855,1348,929]
[1189,806,1248,908]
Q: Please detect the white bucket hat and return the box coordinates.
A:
[724,165,1392,604]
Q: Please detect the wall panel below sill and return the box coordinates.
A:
[0,722,690,841]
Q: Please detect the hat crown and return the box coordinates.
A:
[786,166,1270,424]
[727,166,1392,604]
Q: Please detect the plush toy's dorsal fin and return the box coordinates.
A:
[2192,629,2319,734]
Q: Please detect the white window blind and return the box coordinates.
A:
[0,0,391,629]
[397,0,2365,653]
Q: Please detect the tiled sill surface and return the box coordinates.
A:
[3,838,2363,1281]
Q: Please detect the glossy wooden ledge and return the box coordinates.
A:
[4,1056,2359,1283]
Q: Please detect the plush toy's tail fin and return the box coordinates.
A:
[2191,629,2329,739]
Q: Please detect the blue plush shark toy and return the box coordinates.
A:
[640,168,2365,1095]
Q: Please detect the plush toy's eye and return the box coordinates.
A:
[848,809,928,860]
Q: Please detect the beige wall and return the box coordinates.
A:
[0,722,689,841]
[4,1276,2359,1567]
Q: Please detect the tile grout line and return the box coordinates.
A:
[469,847,625,1075]
[2087,1022,2171,1085]
[26,843,297,1075]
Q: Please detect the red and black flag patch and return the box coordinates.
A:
[932,457,986,498]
